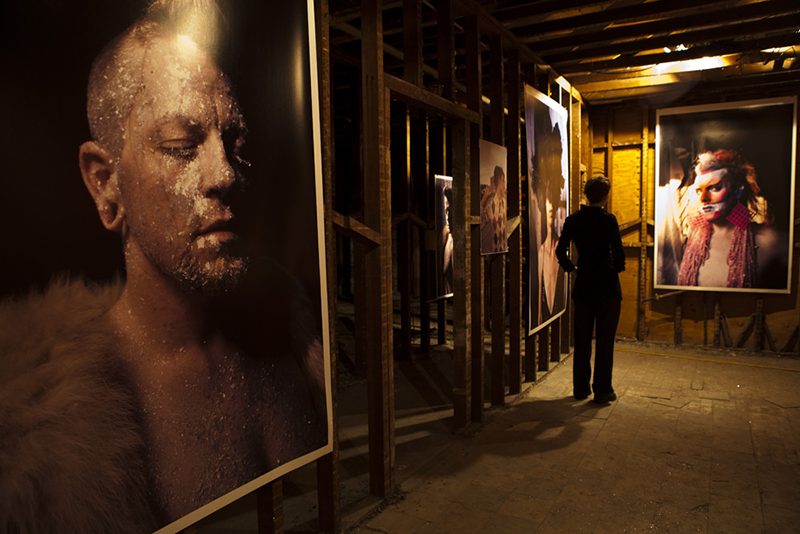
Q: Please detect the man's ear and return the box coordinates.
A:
[79,141,125,233]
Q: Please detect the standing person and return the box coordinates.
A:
[555,176,625,403]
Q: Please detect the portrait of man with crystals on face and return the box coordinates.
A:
[0,1,332,532]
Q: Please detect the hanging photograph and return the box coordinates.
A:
[435,175,454,298]
[654,97,796,293]
[0,1,332,532]
[525,84,570,336]
[479,139,509,255]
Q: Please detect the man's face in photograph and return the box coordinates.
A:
[115,35,249,294]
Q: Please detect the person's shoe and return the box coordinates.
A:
[592,392,617,404]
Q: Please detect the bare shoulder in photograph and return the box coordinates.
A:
[0,1,328,532]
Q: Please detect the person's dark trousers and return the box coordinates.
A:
[572,294,621,396]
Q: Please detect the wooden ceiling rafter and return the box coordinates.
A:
[524,0,799,52]
[542,12,800,64]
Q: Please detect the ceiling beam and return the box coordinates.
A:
[554,33,800,73]
[542,12,800,64]
[526,0,799,52]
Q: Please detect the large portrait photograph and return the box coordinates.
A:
[435,175,454,298]
[525,84,569,335]
[654,97,796,293]
[479,139,509,255]
[0,1,332,532]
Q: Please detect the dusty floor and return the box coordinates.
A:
[198,341,800,533]
[350,343,800,534]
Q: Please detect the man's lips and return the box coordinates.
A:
[196,218,241,241]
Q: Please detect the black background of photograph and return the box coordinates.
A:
[0,0,323,329]
[658,102,795,232]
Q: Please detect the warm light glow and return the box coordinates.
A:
[654,56,728,75]
[762,46,796,54]
[175,34,199,54]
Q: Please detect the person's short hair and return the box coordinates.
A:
[86,0,224,157]
[584,175,610,204]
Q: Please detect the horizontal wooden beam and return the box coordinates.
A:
[385,74,481,123]
[556,33,800,73]
[331,211,382,248]
[544,12,800,64]
[527,0,799,53]
[506,215,521,237]
[392,211,429,229]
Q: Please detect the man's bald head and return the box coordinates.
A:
[86,0,223,158]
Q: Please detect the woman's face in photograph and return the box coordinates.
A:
[693,168,733,221]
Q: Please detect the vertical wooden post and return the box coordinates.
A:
[397,108,413,360]
[713,294,722,348]
[550,318,561,362]
[506,48,522,395]
[413,114,431,354]
[464,14,484,423]
[360,0,393,497]
[537,329,549,372]
[524,334,537,382]
[452,119,473,430]
[257,481,283,534]
[754,298,765,351]
[488,32,506,406]
[637,105,649,341]
[674,294,683,346]
[567,90,582,352]
[316,0,339,529]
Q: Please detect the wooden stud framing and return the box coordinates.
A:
[359,0,394,497]
[489,32,506,406]
[316,0,339,528]
[257,481,283,534]
[506,48,523,395]
[637,106,649,340]
[537,329,549,372]
[550,319,561,362]
[464,14,485,424]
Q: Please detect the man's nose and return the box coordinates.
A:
[203,133,237,196]
[699,189,711,202]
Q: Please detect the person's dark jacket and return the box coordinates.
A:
[555,205,625,300]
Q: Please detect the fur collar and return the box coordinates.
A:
[0,280,159,533]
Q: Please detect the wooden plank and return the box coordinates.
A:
[396,108,412,360]
[437,0,455,100]
[674,295,683,346]
[537,329,549,372]
[464,14,484,424]
[360,0,393,497]
[524,332,537,382]
[331,211,382,248]
[637,106,648,341]
[257,481,283,534]
[550,318,561,362]
[489,31,505,407]
[403,0,423,86]
[543,12,800,64]
[506,48,522,396]
[530,0,800,52]
[316,0,339,528]
[452,118,473,428]
[385,74,481,123]
[413,113,432,354]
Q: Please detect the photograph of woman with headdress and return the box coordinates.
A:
[525,84,569,334]
[655,98,795,293]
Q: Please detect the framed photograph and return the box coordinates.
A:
[0,1,332,533]
[435,175,454,298]
[654,97,796,293]
[479,139,509,255]
[525,84,570,335]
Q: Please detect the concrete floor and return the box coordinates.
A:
[350,343,800,534]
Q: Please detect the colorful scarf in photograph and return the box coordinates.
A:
[676,203,756,287]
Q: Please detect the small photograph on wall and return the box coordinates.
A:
[525,84,570,336]
[479,139,509,255]
[0,1,332,533]
[654,97,796,293]
[435,175,455,298]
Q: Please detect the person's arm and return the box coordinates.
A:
[610,214,625,273]
[555,216,575,273]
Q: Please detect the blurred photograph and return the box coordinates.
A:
[479,139,509,255]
